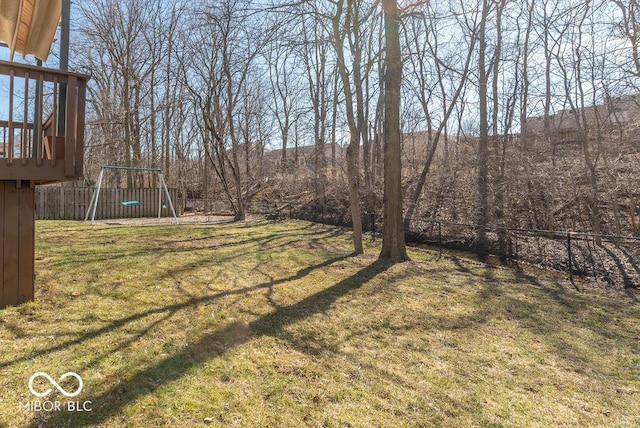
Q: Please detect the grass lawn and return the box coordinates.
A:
[0,219,638,427]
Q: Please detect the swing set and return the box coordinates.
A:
[84,166,178,224]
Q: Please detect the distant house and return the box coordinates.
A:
[262,143,345,174]
[525,94,640,145]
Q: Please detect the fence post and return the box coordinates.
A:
[567,232,573,282]
[289,203,293,219]
[370,212,375,240]
[438,221,442,259]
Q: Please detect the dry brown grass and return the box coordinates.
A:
[0,219,638,427]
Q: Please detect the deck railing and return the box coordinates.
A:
[0,60,88,183]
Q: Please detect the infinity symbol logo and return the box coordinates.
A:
[28,372,84,398]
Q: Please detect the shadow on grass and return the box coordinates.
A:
[45,222,332,270]
[432,262,640,381]
[2,251,351,370]
[27,258,391,427]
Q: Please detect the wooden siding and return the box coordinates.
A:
[0,181,34,309]
[35,187,180,220]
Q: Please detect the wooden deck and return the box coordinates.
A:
[0,61,88,309]
[0,60,88,184]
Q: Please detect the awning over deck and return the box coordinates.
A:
[0,0,61,61]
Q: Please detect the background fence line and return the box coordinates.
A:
[242,200,639,288]
[405,216,639,286]
[36,187,180,220]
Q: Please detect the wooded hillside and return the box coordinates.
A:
[61,0,639,237]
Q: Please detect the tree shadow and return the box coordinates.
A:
[447,264,638,377]
[27,258,391,427]
[612,243,640,287]
[451,256,472,275]
[251,259,393,337]
[2,253,351,371]
[50,224,329,269]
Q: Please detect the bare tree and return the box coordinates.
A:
[612,0,640,77]
[380,0,408,261]
[266,31,301,170]
[299,6,333,209]
[330,0,364,254]
[476,0,492,251]
[79,0,184,187]
[402,2,480,228]
[179,0,270,221]
[552,2,604,239]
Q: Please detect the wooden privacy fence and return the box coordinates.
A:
[35,187,180,220]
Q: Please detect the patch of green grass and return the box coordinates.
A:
[0,219,638,427]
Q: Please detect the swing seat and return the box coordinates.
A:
[121,200,142,207]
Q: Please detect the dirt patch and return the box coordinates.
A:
[89,214,242,226]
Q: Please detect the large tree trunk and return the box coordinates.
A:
[476,0,491,254]
[380,0,408,262]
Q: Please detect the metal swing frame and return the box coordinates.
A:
[84,166,178,225]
